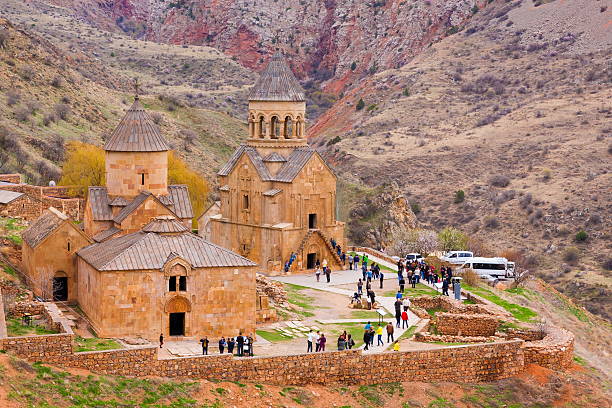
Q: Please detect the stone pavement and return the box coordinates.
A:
[271,269,420,354]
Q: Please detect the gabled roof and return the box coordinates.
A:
[263,152,287,162]
[88,187,113,221]
[22,207,91,248]
[78,230,256,271]
[109,197,128,207]
[113,191,153,223]
[142,216,188,233]
[103,99,169,152]
[167,185,193,219]
[92,226,121,243]
[0,189,24,204]
[248,51,305,102]
[218,145,332,183]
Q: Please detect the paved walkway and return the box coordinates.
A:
[271,269,420,354]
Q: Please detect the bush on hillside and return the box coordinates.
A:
[438,227,468,252]
[0,29,8,49]
[563,247,580,265]
[355,98,365,111]
[574,230,588,242]
[14,106,31,122]
[454,189,465,203]
[484,215,499,229]
[20,65,36,81]
[489,174,511,187]
[42,135,66,162]
[54,103,71,121]
[51,76,64,88]
[6,89,20,106]
[603,258,612,271]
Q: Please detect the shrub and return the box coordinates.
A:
[603,258,612,271]
[327,135,342,146]
[489,174,510,187]
[51,76,64,88]
[519,192,532,209]
[355,98,365,111]
[14,105,31,122]
[563,247,580,265]
[35,160,61,183]
[0,28,8,49]
[574,230,588,242]
[484,215,499,229]
[54,103,71,120]
[43,113,57,126]
[150,112,163,125]
[542,168,552,180]
[6,89,20,106]
[43,134,66,162]
[438,227,468,252]
[454,189,465,203]
[350,61,357,71]
[410,202,421,215]
[460,269,480,286]
[20,65,36,81]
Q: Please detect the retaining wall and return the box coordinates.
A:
[436,313,499,337]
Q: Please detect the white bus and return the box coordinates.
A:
[458,257,514,279]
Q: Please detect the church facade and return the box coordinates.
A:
[209,52,345,274]
[21,97,258,341]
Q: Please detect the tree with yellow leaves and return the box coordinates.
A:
[59,143,208,227]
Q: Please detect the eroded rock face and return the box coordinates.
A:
[348,183,416,248]
[50,0,484,89]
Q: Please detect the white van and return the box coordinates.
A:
[458,257,513,279]
[405,253,424,262]
[441,251,474,264]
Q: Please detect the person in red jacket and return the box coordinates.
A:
[401,310,409,329]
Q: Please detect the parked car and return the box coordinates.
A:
[441,251,474,264]
[405,253,424,263]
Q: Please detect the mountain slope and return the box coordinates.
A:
[312,0,611,319]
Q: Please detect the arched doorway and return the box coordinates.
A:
[53,271,68,301]
[165,296,191,336]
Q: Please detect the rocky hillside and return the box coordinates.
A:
[0,9,250,183]
[44,0,487,91]
[312,0,611,319]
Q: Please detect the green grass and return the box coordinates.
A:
[383,283,440,298]
[0,262,17,276]
[505,287,537,300]
[284,283,316,317]
[427,341,471,346]
[573,355,588,367]
[463,285,538,322]
[255,330,293,343]
[74,336,124,352]
[5,234,22,245]
[7,362,203,408]
[6,318,58,337]
[393,325,417,344]
[350,310,391,319]
[553,292,590,323]
[426,307,445,317]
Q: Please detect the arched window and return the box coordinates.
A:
[271,116,280,139]
[258,116,265,138]
[296,117,303,138]
[284,116,293,139]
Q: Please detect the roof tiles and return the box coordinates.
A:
[248,51,305,102]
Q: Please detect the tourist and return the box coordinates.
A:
[369,328,375,347]
[315,330,322,352]
[379,271,384,289]
[200,337,209,355]
[402,297,411,312]
[363,254,369,267]
[245,336,253,356]
[442,278,449,296]
[316,259,321,270]
[318,333,327,351]
[366,278,372,293]
[353,254,360,270]
[331,238,336,249]
[395,290,402,300]
[349,256,354,270]
[219,337,226,354]
[367,267,373,281]
[243,336,250,356]
[399,277,405,293]
[236,333,244,356]
[393,341,400,352]
[227,337,235,354]
[386,321,394,343]
[341,251,346,265]
[307,330,316,353]
[347,334,355,349]
[357,278,363,295]
[159,333,164,348]
[337,332,346,351]
[364,321,372,331]
[411,273,417,288]
[315,266,321,282]
[351,292,361,304]
[376,324,384,346]
[284,261,290,274]
[368,289,376,308]
[325,266,331,283]
[361,262,367,280]
[401,310,409,329]
[363,330,370,351]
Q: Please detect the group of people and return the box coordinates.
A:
[306,330,355,352]
[159,333,255,357]
[396,259,455,296]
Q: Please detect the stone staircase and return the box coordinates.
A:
[314,229,343,267]
[286,229,343,273]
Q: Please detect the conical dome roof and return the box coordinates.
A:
[248,51,305,102]
[104,98,169,152]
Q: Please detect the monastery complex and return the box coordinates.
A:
[5,53,345,341]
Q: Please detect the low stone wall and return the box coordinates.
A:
[415,332,500,344]
[8,302,46,318]
[436,313,499,337]
[0,336,525,385]
[0,174,21,184]
[521,326,574,369]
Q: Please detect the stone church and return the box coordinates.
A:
[207,52,345,274]
[21,97,257,341]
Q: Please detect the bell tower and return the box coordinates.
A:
[246,51,307,155]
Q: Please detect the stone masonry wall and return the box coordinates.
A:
[521,326,574,370]
[436,313,499,337]
[0,182,82,221]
